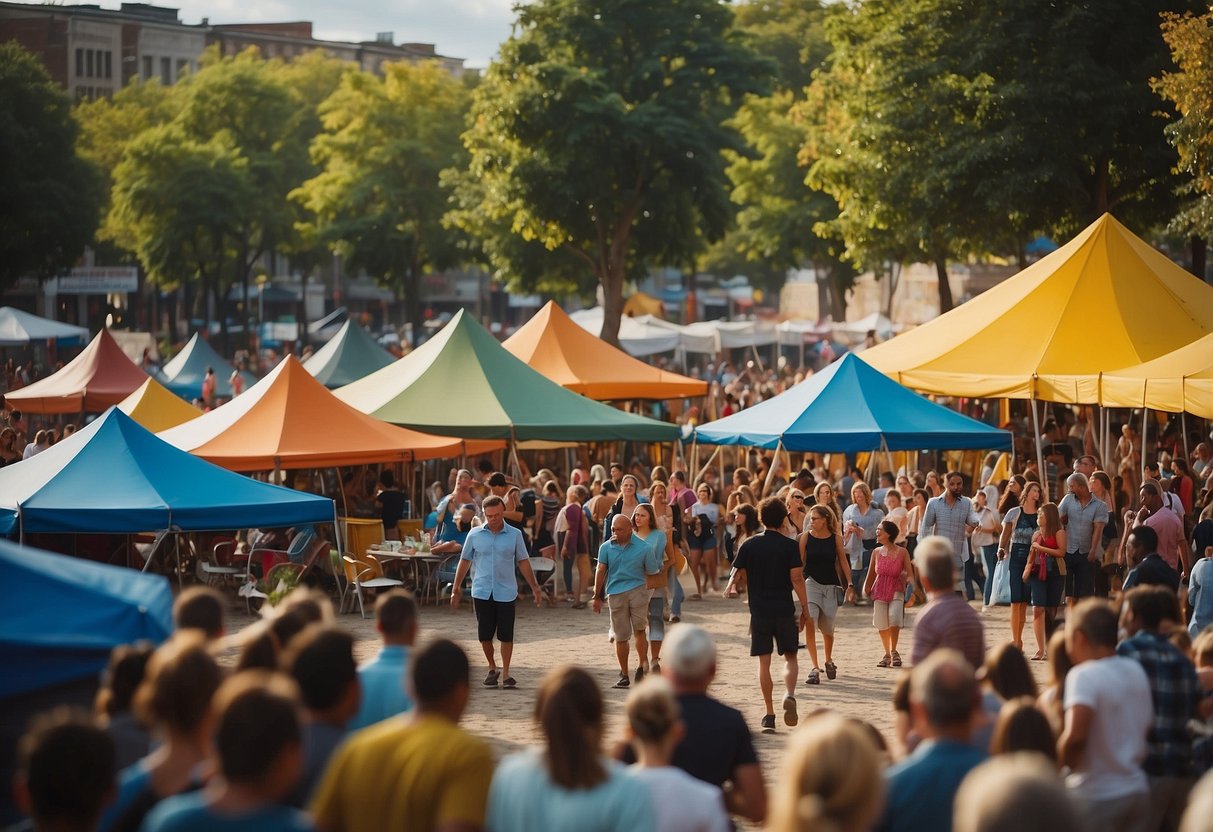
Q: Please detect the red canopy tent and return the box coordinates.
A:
[5,330,149,414]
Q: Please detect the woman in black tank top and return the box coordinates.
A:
[798,506,854,685]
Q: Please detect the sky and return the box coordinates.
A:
[167,0,516,68]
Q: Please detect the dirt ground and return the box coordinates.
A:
[225,572,1049,786]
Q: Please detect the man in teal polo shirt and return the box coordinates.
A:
[593,514,663,689]
[451,496,545,690]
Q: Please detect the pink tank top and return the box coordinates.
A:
[870,546,905,603]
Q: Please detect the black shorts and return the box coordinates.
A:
[750,614,799,657]
[474,596,516,643]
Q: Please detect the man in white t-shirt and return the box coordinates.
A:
[1059,598,1153,832]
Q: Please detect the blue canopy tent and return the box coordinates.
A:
[694,353,1012,453]
[157,333,257,400]
[0,408,335,538]
[0,539,173,699]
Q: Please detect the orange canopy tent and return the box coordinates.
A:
[157,355,501,471]
[5,329,148,414]
[503,301,707,400]
[117,378,201,433]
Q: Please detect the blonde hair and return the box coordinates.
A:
[767,713,884,832]
[625,676,679,745]
[850,481,872,502]
[1193,630,1213,668]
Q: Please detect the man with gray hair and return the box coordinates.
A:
[909,536,985,668]
[1059,471,1108,605]
[619,624,767,824]
[875,648,985,832]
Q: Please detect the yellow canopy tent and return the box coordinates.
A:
[116,377,201,433]
[623,291,665,318]
[1100,331,1213,419]
[861,213,1213,403]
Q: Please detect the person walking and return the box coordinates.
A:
[593,514,664,688]
[998,481,1042,650]
[649,481,686,623]
[633,505,673,675]
[450,496,547,690]
[917,472,979,592]
[799,505,853,685]
[863,520,918,669]
[842,482,885,605]
[1058,472,1108,608]
[724,497,809,734]
[556,486,591,606]
[783,489,808,538]
[687,483,722,598]
[972,487,1000,611]
[1024,502,1066,661]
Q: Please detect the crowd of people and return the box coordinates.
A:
[10,406,1213,832]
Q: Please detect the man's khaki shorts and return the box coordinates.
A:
[608,586,653,641]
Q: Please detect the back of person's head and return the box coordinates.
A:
[601,479,618,495]
[1067,598,1118,651]
[534,666,606,790]
[981,642,1037,701]
[954,753,1086,832]
[1045,630,1072,686]
[759,495,788,528]
[173,586,226,639]
[211,671,302,797]
[410,638,470,710]
[767,712,884,832]
[96,641,154,719]
[1129,524,1159,554]
[1123,585,1181,633]
[989,698,1056,762]
[625,676,680,745]
[236,624,280,671]
[662,624,716,685]
[1182,769,1213,832]
[914,536,955,591]
[1194,630,1213,668]
[375,589,418,641]
[282,625,357,716]
[487,471,508,488]
[379,469,395,488]
[17,709,115,830]
[134,632,222,735]
[911,648,977,730]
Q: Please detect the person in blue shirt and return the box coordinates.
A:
[141,672,312,832]
[349,590,418,730]
[874,649,986,832]
[593,513,664,689]
[450,496,546,690]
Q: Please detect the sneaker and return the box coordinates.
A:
[805,667,820,686]
[669,615,681,623]
[634,665,646,684]
[825,661,837,681]
[782,694,798,727]
[501,676,517,689]
[760,714,776,734]
[612,674,630,689]
[483,669,501,688]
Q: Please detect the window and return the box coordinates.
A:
[104,51,112,79]
[160,57,171,84]
[176,58,188,78]
[85,49,94,78]
[75,48,83,77]
[143,55,153,81]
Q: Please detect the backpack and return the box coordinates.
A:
[519,489,538,519]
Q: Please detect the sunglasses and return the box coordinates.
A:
[791,495,805,501]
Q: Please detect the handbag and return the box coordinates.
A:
[992,559,1011,605]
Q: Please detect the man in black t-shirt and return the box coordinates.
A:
[726,497,809,734]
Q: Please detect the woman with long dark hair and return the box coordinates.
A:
[487,667,653,830]
[998,480,1042,650]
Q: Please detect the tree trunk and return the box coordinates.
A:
[403,260,422,349]
[828,266,847,322]
[1190,235,1207,283]
[816,265,832,321]
[935,259,954,314]
[599,265,624,348]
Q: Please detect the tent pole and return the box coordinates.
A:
[761,440,782,498]
[1182,411,1191,465]
[1091,405,1102,466]
[694,445,721,488]
[1135,409,1145,485]
[1029,393,1047,502]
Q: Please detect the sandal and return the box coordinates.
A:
[612,674,630,689]
[825,661,837,680]
[891,651,902,668]
[690,594,703,601]
[483,669,501,688]
[1030,652,1046,661]
[877,655,892,668]
[806,667,820,685]
[571,601,587,609]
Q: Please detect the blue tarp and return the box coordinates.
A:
[0,539,173,698]
[157,333,257,400]
[0,408,334,536]
[694,353,1012,453]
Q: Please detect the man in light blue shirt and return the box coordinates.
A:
[918,472,979,588]
[451,496,545,690]
[349,589,417,730]
[1058,472,1108,606]
[593,514,663,689]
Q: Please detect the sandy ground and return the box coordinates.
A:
[225,571,1049,787]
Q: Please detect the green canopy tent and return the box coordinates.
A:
[302,319,396,388]
[334,309,678,442]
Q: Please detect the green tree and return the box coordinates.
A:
[294,61,471,345]
[445,0,771,345]
[0,42,102,290]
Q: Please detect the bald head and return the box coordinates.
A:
[911,648,978,732]
[610,514,633,545]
